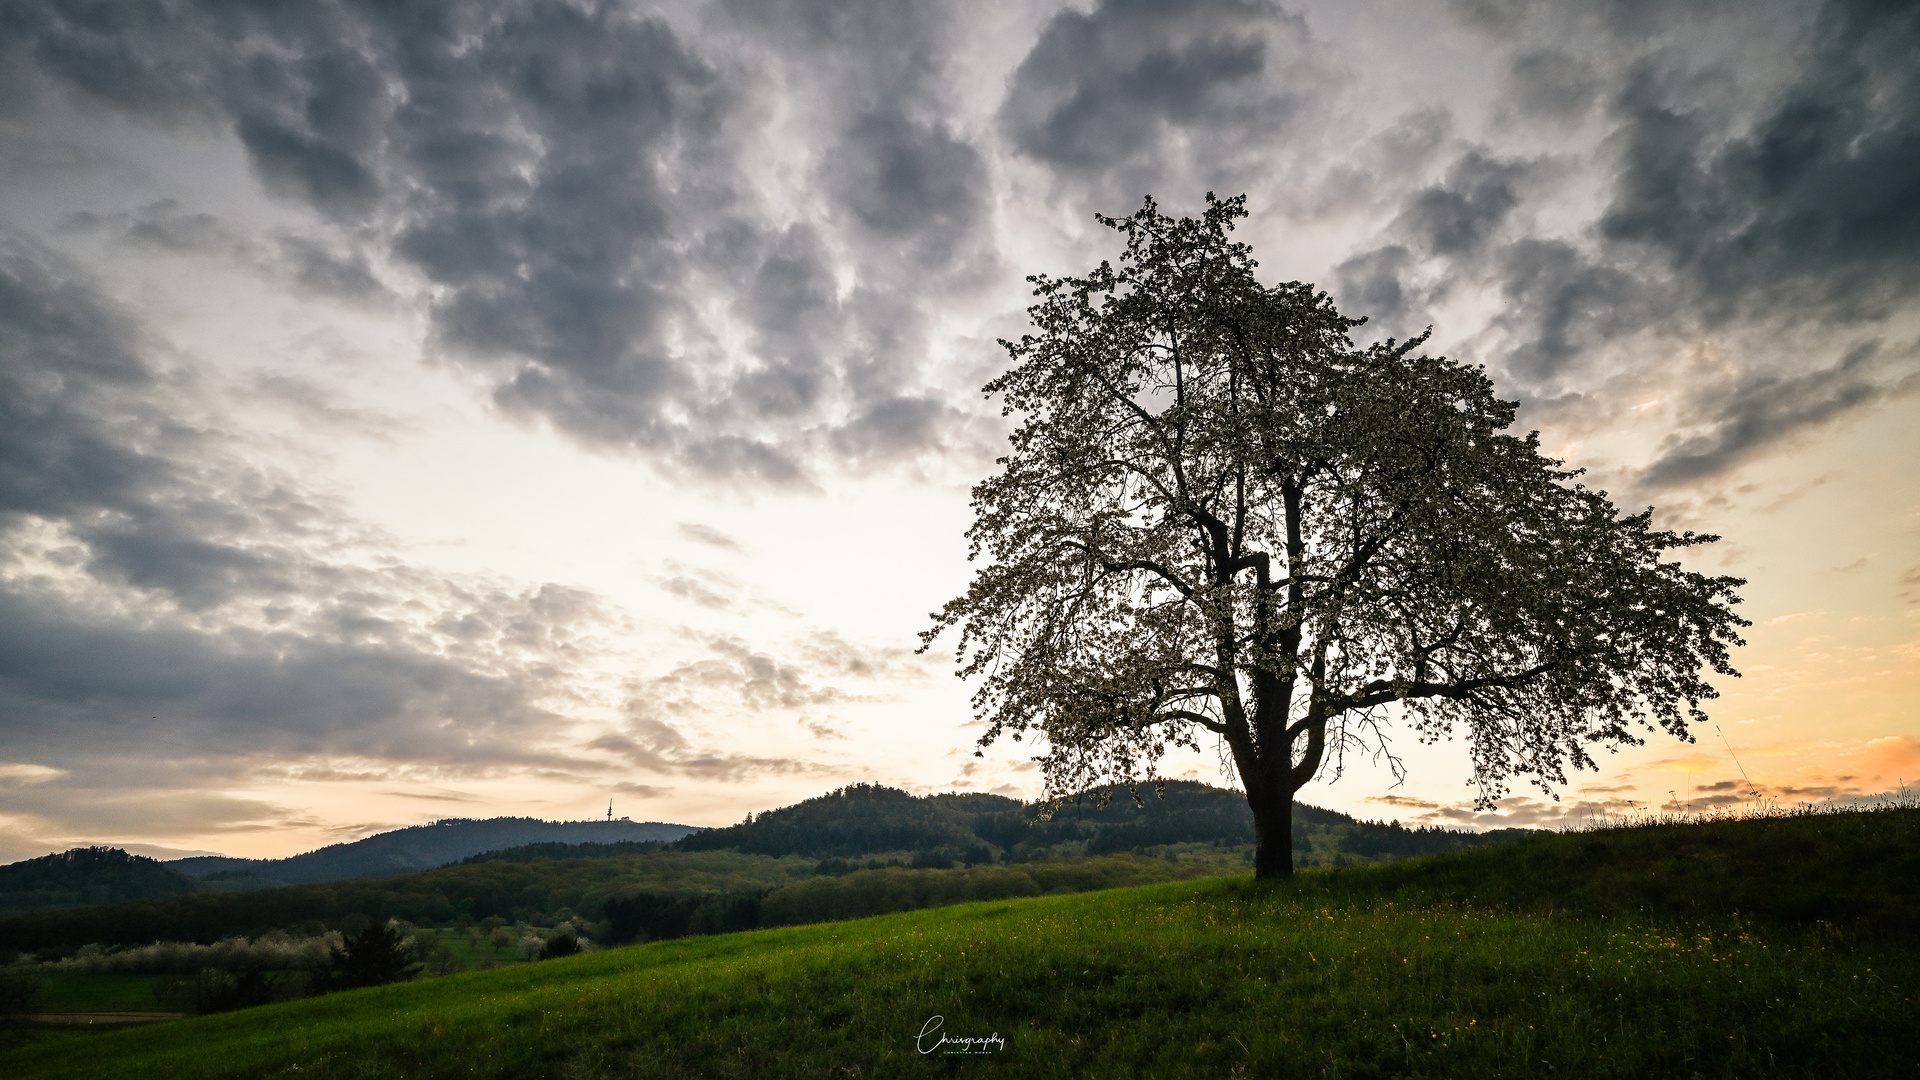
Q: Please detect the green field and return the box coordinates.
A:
[30,973,169,1013]
[3,807,1913,1078]
[410,925,535,970]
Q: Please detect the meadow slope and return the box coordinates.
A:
[3,806,1913,1079]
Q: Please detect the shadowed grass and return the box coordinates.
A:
[1295,799,1920,940]
[30,973,168,1012]
[1,806,1913,1078]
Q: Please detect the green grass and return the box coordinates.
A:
[2,807,1913,1078]
[29,973,169,1013]
[17,928,530,1018]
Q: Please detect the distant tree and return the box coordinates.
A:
[0,965,42,1027]
[161,967,289,1014]
[538,932,580,960]
[923,194,1747,878]
[413,928,462,976]
[315,921,422,991]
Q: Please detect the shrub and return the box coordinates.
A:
[158,968,298,1015]
[0,966,43,1024]
[44,933,339,975]
[313,922,421,992]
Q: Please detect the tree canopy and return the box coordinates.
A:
[316,921,422,991]
[924,194,1748,878]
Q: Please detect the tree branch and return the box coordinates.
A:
[1334,660,1561,712]
[1156,709,1229,735]
[1057,538,1196,598]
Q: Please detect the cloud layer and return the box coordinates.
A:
[1331,0,1920,492]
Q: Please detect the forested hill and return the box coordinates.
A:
[0,847,200,916]
[671,781,1528,865]
[166,817,703,887]
[674,786,1015,861]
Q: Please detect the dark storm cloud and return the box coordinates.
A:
[1291,108,1453,225]
[0,236,159,526]
[0,236,294,613]
[1391,153,1536,260]
[710,0,997,471]
[1597,0,1920,324]
[1335,154,1596,367]
[369,4,742,460]
[1331,245,1414,323]
[277,237,389,303]
[1641,341,1908,488]
[1590,0,1918,481]
[824,111,990,270]
[0,570,592,772]
[1001,0,1326,199]
[1337,0,1920,485]
[1445,0,1751,42]
[716,0,990,261]
[830,394,973,468]
[1500,49,1601,122]
[8,0,991,483]
[0,236,598,789]
[720,225,842,429]
[1485,238,1652,382]
[1339,170,1658,386]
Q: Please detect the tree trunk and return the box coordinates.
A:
[1250,788,1294,880]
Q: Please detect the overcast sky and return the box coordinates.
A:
[1,0,1916,862]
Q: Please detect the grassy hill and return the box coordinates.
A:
[2,804,1912,1079]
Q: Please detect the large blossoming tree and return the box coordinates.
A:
[923,194,1747,878]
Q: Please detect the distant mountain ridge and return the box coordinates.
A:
[165,817,703,887]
